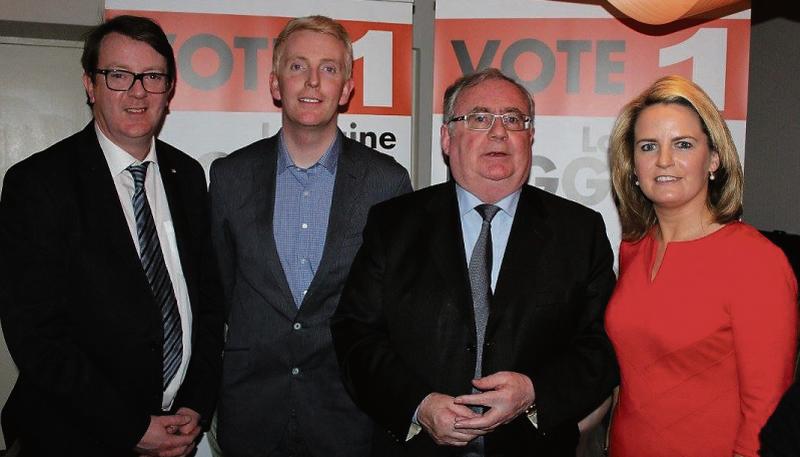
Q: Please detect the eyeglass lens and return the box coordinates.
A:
[467,113,528,131]
[101,70,170,93]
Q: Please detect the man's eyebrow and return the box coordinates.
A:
[285,55,309,63]
[466,106,526,114]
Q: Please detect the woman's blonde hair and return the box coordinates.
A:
[609,75,743,241]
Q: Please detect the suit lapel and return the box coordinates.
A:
[306,134,365,303]
[155,146,185,238]
[246,138,296,319]
[156,145,197,306]
[75,123,149,284]
[427,183,472,318]
[492,185,551,313]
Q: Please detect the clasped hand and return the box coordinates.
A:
[418,371,534,446]
[135,407,202,457]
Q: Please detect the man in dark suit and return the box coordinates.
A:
[0,15,224,457]
[209,16,411,457]
[331,68,618,456]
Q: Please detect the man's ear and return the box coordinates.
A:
[440,124,452,159]
[269,72,281,101]
[82,73,96,105]
[339,78,355,106]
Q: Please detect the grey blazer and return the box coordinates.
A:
[209,131,412,457]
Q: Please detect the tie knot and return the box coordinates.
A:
[475,204,500,223]
[127,162,150,189]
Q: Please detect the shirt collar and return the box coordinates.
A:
[456,184,521,219]
[95,124,158,176]
[277,129,341,174]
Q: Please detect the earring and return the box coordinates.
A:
[709,171,716,181]
[634,175,639,186]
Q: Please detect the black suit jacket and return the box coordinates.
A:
[0,122,224,456]
[209,131,412,457]
[332,182,619,457]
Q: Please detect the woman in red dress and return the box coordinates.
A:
[605,75,797,457]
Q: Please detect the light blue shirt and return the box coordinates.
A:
[456,185,521,290]
[273,131,339,307]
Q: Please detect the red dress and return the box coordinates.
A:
[606,222,797,457]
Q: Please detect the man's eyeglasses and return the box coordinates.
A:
[94,69,172,94]
[447,112,531,131]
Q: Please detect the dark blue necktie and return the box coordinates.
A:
[127,162,182,390]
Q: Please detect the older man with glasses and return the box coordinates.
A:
[0,14,223,457]
[332,67,618,457]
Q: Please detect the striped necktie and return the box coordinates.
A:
[127,162,182,390]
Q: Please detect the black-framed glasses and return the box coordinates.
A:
[94,69,172,94]
[447,112,531,131]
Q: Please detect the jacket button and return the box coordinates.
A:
[293,322,302,330]
[291,367,300,376]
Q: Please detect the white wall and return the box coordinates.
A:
[0,0,103,25]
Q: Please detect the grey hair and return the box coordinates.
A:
[442,67,535,130]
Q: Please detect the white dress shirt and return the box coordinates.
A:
[96,126,193,411]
